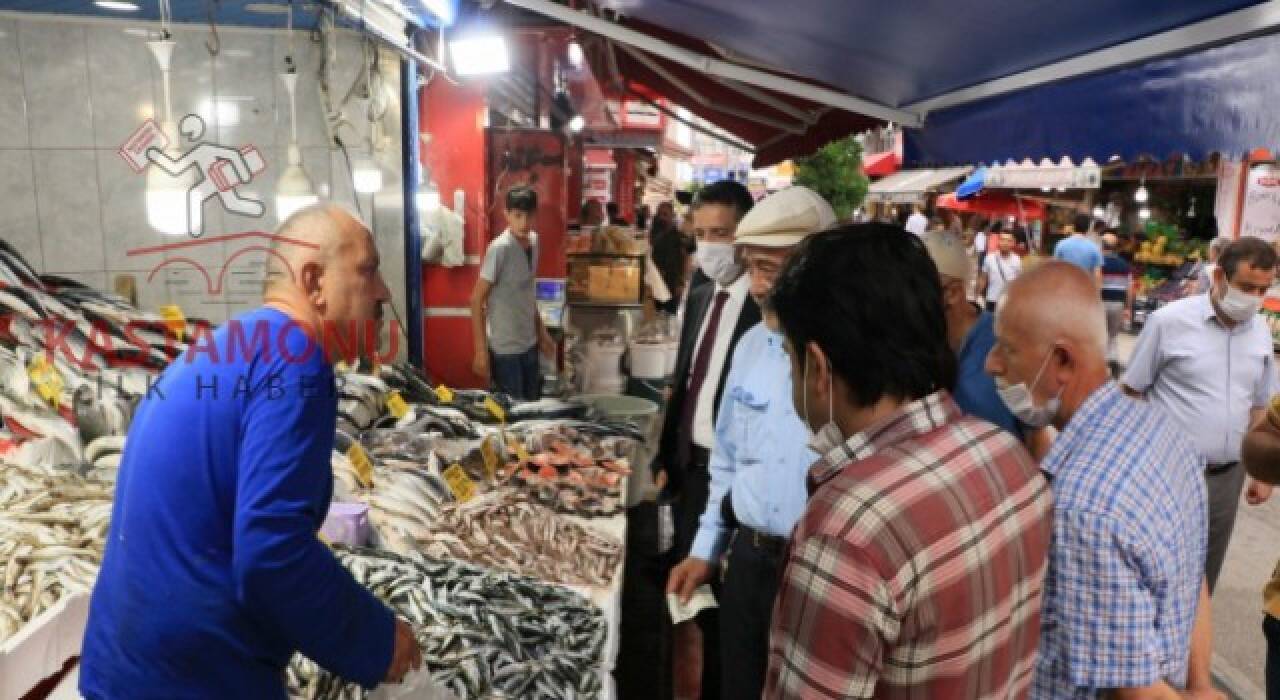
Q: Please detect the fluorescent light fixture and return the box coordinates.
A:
[568,114,585,132]
[352,156,384,194]
[245,2,290,13]
[449,35,510,76]
[567,40,584,68]
[95,1,140,11]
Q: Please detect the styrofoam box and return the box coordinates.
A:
[0,592,90,700]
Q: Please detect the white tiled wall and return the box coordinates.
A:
[0,14,409,333]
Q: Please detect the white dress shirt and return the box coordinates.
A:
[688,274,750,449]
[1123,293,1278,464]
[905,212,928,237]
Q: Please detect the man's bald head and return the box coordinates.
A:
[1000,260,1107,359]
[266,203,368,291]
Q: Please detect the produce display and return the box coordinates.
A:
[286,546,606,700]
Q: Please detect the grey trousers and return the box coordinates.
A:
[1205,462,1247,593]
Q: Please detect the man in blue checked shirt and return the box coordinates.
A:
[989,261,1221,700]
[666,186,834,700]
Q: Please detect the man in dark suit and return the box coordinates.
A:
[654,180,758,699]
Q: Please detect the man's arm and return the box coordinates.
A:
[765,535,889,699]
[470,279,492,379]
[1245,411,1280,484]
[1121,313,1163,398]
[233,359,398,688]
[976,267,989,300]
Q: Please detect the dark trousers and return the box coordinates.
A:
[490,346,540,401]
[719,531,784,700]
[1267,614,1280,699]
[1205,462,1246,592]
[985,300,998,313]
[670,462,720,699]
[617,502,673,700]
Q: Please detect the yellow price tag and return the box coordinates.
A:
[442,463,476,502]
[27,355,63,409]
[436,385,455,403]
[159,304,186,341]
[508,436,531,463]
[484,396,506,424]
[386,391,409,419]
[346,444,375,488]
[480,435,501,481]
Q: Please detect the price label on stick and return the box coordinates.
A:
[386,391,409,419]
[347,444,375,488]
[484,396,506,424]
[443,463,476,502]
[159,304,186,341]
[436,385,455,404]
[27,355,63,409]
[480,435,501,482]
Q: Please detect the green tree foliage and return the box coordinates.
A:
[792,135,870,220]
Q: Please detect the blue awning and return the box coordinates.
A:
[905,28,1280,165]
[0,0,457,30]
[509,0,1280,166]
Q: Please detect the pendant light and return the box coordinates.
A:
[1139,207,1151,220]
[145,0,199,235]
[352,39,384,195]
[1134,177,1149,203]
[275,1,317,223]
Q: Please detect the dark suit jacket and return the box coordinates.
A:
[655,279,761,493]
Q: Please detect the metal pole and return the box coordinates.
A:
[401,36,425,368]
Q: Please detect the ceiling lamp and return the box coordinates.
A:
[95,1,140,10]
[1139,207,1151,220]
[276,5,316,223]
[1134,178,1149,203]
[144,4,200,236]
[449,33,510,76]
[568,114,585,133]
[1092,205,1106,219]
[567,40,584,68]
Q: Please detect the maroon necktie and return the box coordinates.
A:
[676,291,730,467]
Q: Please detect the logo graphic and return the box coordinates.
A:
[119,114,267,238]
[127,231,316,300]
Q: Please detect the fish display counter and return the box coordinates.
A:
[0,238,643,698]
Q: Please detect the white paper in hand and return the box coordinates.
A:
[666,584,718,625]
[369,667,458,700]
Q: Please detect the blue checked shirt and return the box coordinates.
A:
[1032,382,1207,699]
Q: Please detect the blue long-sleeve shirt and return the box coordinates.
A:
[690,323,816,562]
[81,307,394,699]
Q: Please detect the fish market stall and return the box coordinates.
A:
[0,236,640,699]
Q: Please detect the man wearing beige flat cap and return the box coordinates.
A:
[667,186,836,699]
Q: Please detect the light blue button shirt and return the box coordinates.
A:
[690,323,816,562]
[1123,293,1277,465]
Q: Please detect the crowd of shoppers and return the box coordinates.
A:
[641,179,1280,699]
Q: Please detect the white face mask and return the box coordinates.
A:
[695,241,742,287]
[801,351,844,456]
[995,349,1062,428]
[1217,281,1262,323]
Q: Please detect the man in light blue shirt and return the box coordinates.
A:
[667,186,834,699]
[1054,227,1104,286]
[1123,236,1279,592]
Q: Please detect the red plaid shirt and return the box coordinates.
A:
[765,392,1052,699]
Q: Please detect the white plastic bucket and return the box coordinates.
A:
[629,341,669,379]
[663,341,679,377]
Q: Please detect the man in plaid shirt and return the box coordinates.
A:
[988,261,1220,699]
[764,225,1053,699]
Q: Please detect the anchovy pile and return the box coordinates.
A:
[287,546,606,700]
[0,462,113,643]
[408,491,622,587]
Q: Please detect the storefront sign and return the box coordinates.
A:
[983,163,1101,189]
[1216,159,1244,238]
[620,99,664,129]
[584,167,613,201]
[1240,163,1280,242]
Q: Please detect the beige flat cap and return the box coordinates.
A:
[924,230,972,282]
[734,186,836,248]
